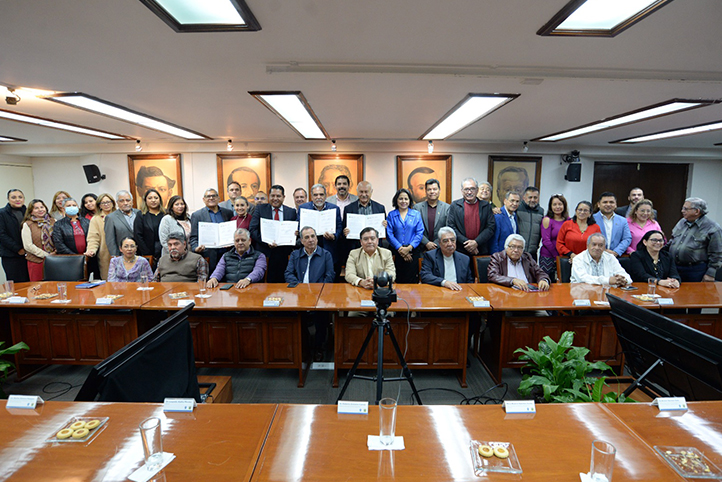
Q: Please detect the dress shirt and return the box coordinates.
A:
[626,218,663,254]
[506,257,528,282]
[122,210,137,229]
[208,208,225,224]
[668,214,722,277]
[303,248,316,283]
[357,202,373,216]
[508,212,517,233]
[602,215,613,249]
[570,250,632,285]
[386,209,424,250]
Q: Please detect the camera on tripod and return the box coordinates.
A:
[372,271,397,310]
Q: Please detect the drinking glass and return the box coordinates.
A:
[139,417,163,470]
[647,278,656,296]
[57,282,67,300]
[379,398,397,446]
[590,439,616,482]
[198,276,207,294]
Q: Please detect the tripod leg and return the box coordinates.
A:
[376,320,385,405]
[386,325,423,405]
[336,319,378,403]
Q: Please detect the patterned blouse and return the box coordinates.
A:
[107,256,154,282]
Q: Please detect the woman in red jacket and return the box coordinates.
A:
[556,201,601,262]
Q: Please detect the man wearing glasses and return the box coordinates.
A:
[488,234,550,291]
[189,188,234,272]
[104,190,141,256]
[668,197,722,282]
[447,177,496,257]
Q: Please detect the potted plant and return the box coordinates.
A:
[515,331,629,403]
[0,341,29,399]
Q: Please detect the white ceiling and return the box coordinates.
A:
[2,0,722,152]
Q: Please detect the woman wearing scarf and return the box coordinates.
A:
[21,199,56,281]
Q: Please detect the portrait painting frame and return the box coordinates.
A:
[128,153,182,210]
[396,155,452,204]
[488,155,542,207]
[308,154,364,198]
[217,153,272,203]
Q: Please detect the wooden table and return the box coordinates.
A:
[0,400,276,481]
[141,282,325,387]
[317,284,491,387]
[251,403,684,481]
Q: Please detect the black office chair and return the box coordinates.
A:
[43,254,86,281]
[618,255,632,274]
[716,267,722,282]
[556,256,572,283]
[473,256,492,283]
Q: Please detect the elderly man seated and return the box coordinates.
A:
[285,226,335,284]
[488,234,550,291]
[570,232,632,286]
[154,232,208,282]
[420,227,473,290]
[345,227,395,289]
[207,228,267,289]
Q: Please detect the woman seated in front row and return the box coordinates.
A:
[107,236,154,282]
[629,230,681,288]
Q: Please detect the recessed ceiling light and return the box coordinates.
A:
[0,135,27,142]
[538,0,675,37]
[43,93,211,140]
[139,0,261,32]
[0,108,131,140]
[419,93,519,140]
[534,99,714,142]
[611,120,722,144]
[249,91,329,140]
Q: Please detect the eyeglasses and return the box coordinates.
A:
[462,188,478,192]
[204,194,219,199]
[99,201,113,206]
[681,207,697,211]
[576,209,590,213]
[648,238,664,243]
[507,245,524,251]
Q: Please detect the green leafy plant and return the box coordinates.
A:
[515,331,628,403]
[0,341,29,399]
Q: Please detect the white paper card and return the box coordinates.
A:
[652,397,687,411]
[573,299,591,306]
[300,208,337,235]
[657,298,674,305]
[7,296,28,304]
[163,398,196,412]
[263,299,281,307]
[198,221,237,248]
[260,218,297,246]
[50,299,72,304]
[136,287,154,291]
[6,395,44,409]
[473,300,491,308]
[177,299,194,307]
[95,298,114,305]
[360,300,375,307]
[338,400,369,414]
[128,452,176,482]
[503,400,536,414]
[368,435,405,450]
[346,213,387,239]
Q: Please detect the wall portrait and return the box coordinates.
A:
[217,153,271,203]
[128,154,182,210]
[488,156,542,207]
[308,154,364,197]
[396,155,452,204]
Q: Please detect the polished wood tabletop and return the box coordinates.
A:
[139,282,324,311]
[251,403,683,481]
[316,283,491,312]
[0,400,277,482]
[8,281,173,310]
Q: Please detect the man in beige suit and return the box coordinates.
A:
[345,227,395,288]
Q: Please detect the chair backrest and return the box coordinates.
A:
[43,254,86,281]
[141,255,154,270]
[418,257,423,283]
[618,255,632,275]
[716,266,722,282]
[556,256,572,283]
[474,256,492,283]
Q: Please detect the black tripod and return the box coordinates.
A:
[336,275,422,405]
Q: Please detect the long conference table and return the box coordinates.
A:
[3,281,722,387]
[2,399,721,481]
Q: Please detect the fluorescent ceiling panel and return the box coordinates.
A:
[611,121,722,144]
[249,91,328,140]
[538,0,675,37]
[139,0,261,32]
[43,93,211,140]
[0,108,130,140]
[420,94,519,140]
[534,99,713,142]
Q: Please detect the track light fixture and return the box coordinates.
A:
[227,139,234,151]
[428,140,434,153]
[135,140,142,152]
[331,139,337,152]
[522,141,529,152]
[5,89,20,106]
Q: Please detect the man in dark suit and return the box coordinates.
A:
[189,188,234,273]
[105,190,141,256]
[341,181,387,275]
[297,184,342,266]
[488,234,550,291]
[489,191,520,254]
[249,184,298,283]
[420,227,474,289]
[447,177,496,257]
[413,178,450,252]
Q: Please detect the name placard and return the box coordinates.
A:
[338,400,369,415]
[177,299,194,307]
[360,300,375,307]
[263,299,281,307]
[7,296,28,304]
[95,298,114,305]
[6,395,44,409]
[573,299,591,307]
[657,298,674,305]
[652,397,687,411]
[503,400,536,414]
[163,398,196,412]
[472,300,491,308]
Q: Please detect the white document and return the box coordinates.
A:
[260,218,297,246]
[346,213,387,239]
[300,208,337,235]
[198,221,236,248]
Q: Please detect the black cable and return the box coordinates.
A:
[42,381,81,401]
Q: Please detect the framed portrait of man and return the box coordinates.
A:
[128,153,182,209]
[308,154,364,197]
[396,155,452,204]
[488,156,542,207]
[217,153,271,203]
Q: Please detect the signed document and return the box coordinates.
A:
[198,221,237,248]
[300,208,337,235]
[260,218,297,246]
[346,213,386,239]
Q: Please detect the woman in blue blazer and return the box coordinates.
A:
[387,189,424,283]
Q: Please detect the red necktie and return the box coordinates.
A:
[274,208,279,221]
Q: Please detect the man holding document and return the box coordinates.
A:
[297,184,342,266]
[249,185,298,283]
[189,188,234,272]
[207,228,266,289]
[341,181,387,277]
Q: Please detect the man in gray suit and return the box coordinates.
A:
[413,178,450,251]
[104,190,141,256]
[218,181,242,210]
[189,188,234,272]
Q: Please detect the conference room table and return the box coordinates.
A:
[6,399,720,481]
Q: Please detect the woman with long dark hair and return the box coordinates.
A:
[556,200,601,262]
[386,188,424,283]
[629,230,680,287]
[540,194,570,280]
[21,199,55,281]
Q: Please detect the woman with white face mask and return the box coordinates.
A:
[21,199,56,281]
[51,198,91,259]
